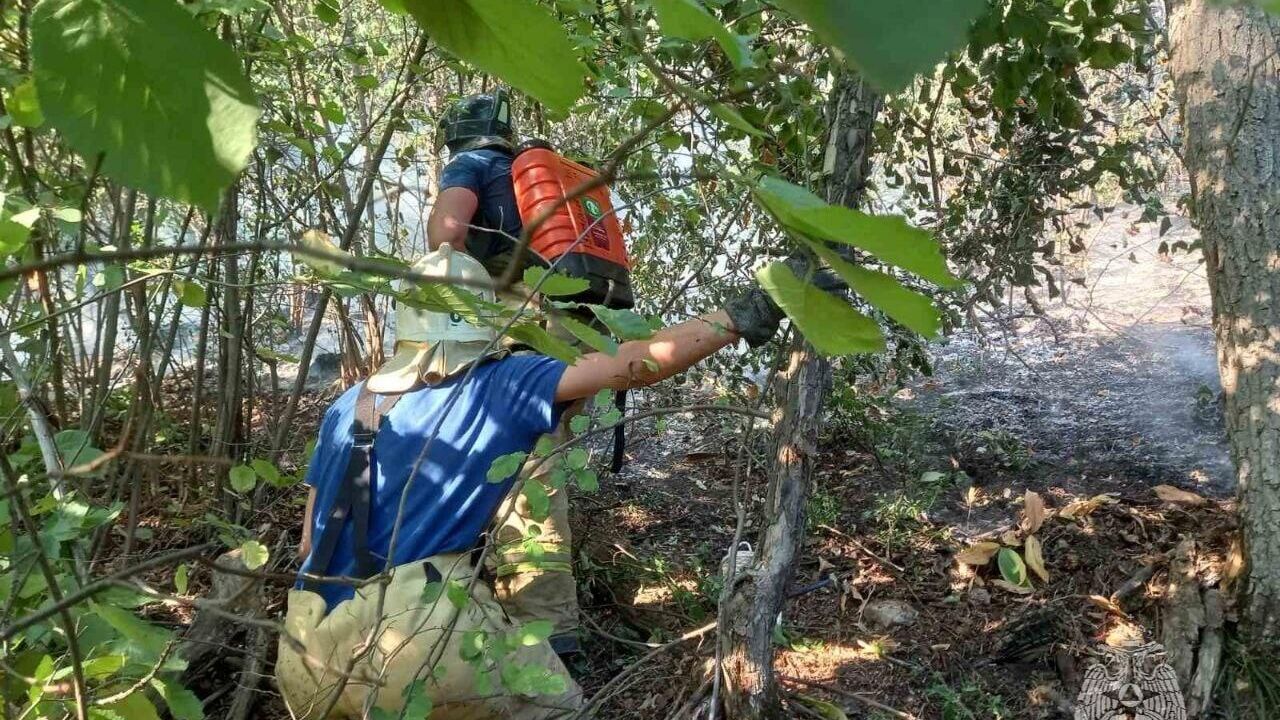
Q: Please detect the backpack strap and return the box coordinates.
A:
[303,384,406,592]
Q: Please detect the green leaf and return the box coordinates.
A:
[174,563,189,595]
[31,0,261,210]
[250,458,280,485]
[516,619,554,646]
[709,102,764,136]
[54,429,105,473]
[569,414,590,434]
[171,279,207,308]
[566,447,589,470]
[576,468,599,492]
[313,0,339,24]
[487,451,527,483]
[97,692,160,720]
[524,267,591,296]
[652,0,751,69]
[378,0,407,13]
[402,678,433,720]
[52,207,81,223]
[587,306,654,340]
[772,0,987,91]
[460,629,486,661]
[997,547,1029,587]
[507,323,581,363]
[421,581,443,605]
[79,654,127,679]
[9,78,44,128]
[0,197,38,256]
[801,240,940,337]
[152,678,204,720]
[228,465,256,493]
[754,176,959,286]
[240,539,268,570]
[445,579,470,610]
[756,261,885,356]
[533,435,557,457]
[558,315,617,354]
[93,602,173,659]
[523,479,550,520]
[294,229,352,275]
[404,0,586,114]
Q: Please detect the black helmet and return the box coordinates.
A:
[436,89,515,153]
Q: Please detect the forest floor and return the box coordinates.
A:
[567,207,1238,718]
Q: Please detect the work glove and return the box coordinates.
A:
[723,257,844,347]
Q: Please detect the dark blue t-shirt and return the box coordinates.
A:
[298,355,567,610]
[439,148,523,270]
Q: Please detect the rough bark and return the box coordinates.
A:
[721,70,881,719]
[1168,0,1280,639]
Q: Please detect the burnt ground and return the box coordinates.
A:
[565,207,1239,718]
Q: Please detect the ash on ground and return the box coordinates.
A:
[911,207,1232,496]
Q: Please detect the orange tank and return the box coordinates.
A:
[512,142,634,308]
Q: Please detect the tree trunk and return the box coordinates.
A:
[721,70,881,719]
[1168,0,1280,638]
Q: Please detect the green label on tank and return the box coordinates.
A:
[582,197,604,219]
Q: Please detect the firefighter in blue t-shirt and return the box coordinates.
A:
[424,89,590,661]
[275,245,815,719]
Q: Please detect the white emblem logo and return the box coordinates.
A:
[1075,634,1186,720]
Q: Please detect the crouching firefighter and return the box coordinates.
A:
[426,89,635,660]
[275,245,810,718]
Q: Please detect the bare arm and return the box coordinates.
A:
[298,486,316,561]
[555,309,739,401]
[427,186,480,251]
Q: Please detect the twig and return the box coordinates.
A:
[91,639,178,706]
[569,621,717,719]
[780,675,918,720]
[816,523,906,572]
[581,613,663,649]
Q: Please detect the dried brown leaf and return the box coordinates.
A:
[1024,535,1049,582]
[1001,530,1023,547]
[1022,490,1046,534]
[1086,594,1127,616]
[991,579,1034,595]
[955,541,1001,566]
[965,485,981,507]
[1060,498,1098,519]
[1153,484,1207,506]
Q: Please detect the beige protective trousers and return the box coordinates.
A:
[276,554,582,719]
[491,400,583,642]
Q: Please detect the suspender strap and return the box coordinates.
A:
[303,384,405,592]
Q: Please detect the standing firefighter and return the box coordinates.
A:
[275,245,813,718]
[428,89,522,267]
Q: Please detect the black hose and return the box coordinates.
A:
[610,388,627,473]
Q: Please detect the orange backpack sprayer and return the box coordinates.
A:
[512,139,633,472]
[511,140,634,309]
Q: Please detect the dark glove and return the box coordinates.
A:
[723,257,844,348]
[724,286,784,348]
